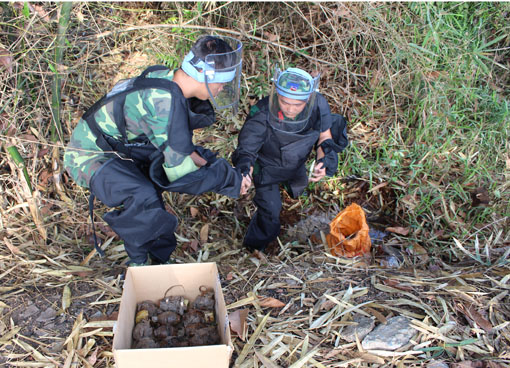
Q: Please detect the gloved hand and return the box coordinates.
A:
[188,98,215,130]
[317,153,338,177]
[318,139,341,176]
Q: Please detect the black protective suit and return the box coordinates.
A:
[233,94,348,252]
[86,66,242,263]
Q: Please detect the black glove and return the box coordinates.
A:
[317,153,338,177]
[188,98,215,130]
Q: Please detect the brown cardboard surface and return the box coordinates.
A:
[113,263,232,368]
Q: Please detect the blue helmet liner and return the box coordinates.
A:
[181,51,237,84]
[181,36,243,111]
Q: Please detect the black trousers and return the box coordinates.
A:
[90,158,177,263]
[243,183,282,251]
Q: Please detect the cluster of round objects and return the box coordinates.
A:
[132,288,220,349]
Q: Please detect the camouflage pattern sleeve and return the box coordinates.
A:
[64,68,194,187]
[63,118,114,188]
[126,73,195,178]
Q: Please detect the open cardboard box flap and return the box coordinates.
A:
[113,263,232,368]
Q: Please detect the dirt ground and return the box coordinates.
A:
[1,179,508,367]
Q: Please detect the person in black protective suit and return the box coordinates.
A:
[233,67,349,253]
[64,35,250,266]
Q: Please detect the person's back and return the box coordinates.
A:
[64,68,178,188]
[64,35,248,266]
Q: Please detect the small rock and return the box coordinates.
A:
[20,304,40,319]
[361,316,417,350]
[89,310,103,320]
[43,322,55,331]
[36,307,57,322]
[339,316,375,342]
[427,360,449,368]
[288,214,332,243]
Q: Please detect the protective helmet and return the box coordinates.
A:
[181,36,243,112]
[268,67,320,133]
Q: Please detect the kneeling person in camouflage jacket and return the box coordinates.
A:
[64,35,247,266]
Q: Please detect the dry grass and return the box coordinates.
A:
[1,2,509,367]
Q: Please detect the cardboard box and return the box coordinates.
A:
[113,263,233,368]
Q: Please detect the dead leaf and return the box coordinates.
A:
[37,147,50,158]
[263,31,278,42]
[87,348,98,365]
[190,207,199,218]
[385,226,410,236]
[324,348,342,359]
[20,133,38,143]
[485,362,506,368]
[400,194,418,211]
[199,224,209,243]
[226,272,233,281]
[189,239,199,253]
[229,309,249,341]
[364,306,387,324]
[38,169,53,187]
[407,243,429,262]
[95,223,118,239]
[0,47,13,74]
[88,311,119,323]
[251,249,268,263]
[40,202,53,216]
[33,4,51,22]
[382,278,413,291]
[333,5,350,17]
[451,362,483,368]
[320,299,336,311]
[258,296,285,308]
[62,285,72,312]
[455,303,493,333]
[425,71,441,80]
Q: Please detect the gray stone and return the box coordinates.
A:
[427,361,449,368]
[19,304,40,319]
[36,307,56,322]
[339,316,375,342]
[288,214,332,243]
[361,316,417,350]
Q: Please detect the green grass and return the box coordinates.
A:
[338,2,509,259]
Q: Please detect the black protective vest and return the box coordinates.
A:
[250,96,332,196]
[82,66,241,256]
[82,65,214,165]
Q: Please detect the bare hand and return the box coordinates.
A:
[240,174,252,195]
[190,151,207,167]
[309,161,326,182]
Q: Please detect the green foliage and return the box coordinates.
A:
[336,2,509,256]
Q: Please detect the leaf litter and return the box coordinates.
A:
[0,2,509,368]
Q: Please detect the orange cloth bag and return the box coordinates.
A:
[326,203,371,257]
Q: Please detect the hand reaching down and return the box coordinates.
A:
[240,174,252,195]
[309,161,326,182]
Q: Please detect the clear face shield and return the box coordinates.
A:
[268,67,320,133]
[181,36,243,113]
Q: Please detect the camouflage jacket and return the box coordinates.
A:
[64,69,193,188]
